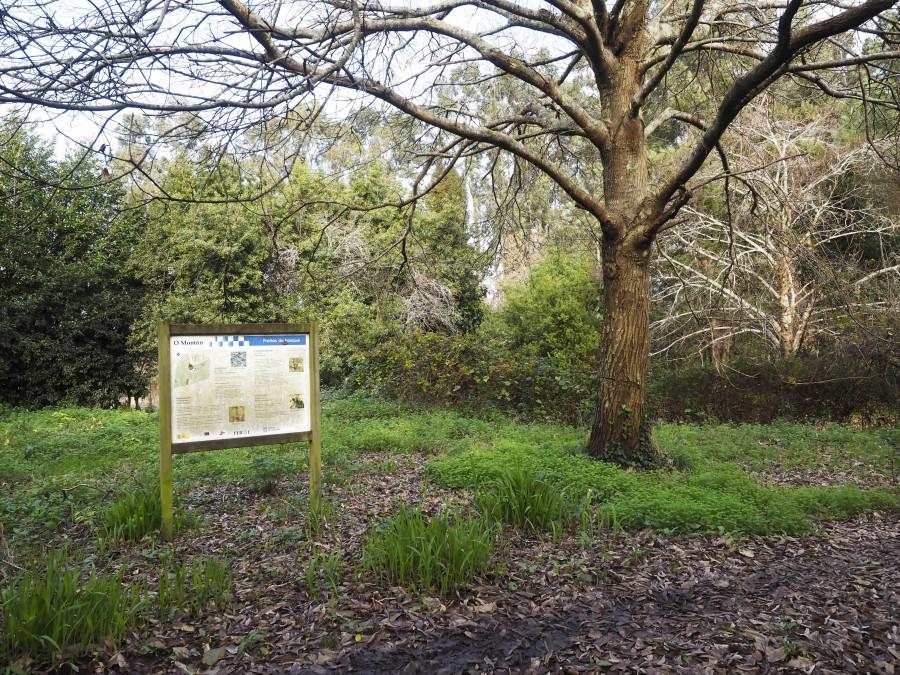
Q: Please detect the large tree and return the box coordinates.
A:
[0,117,148,408]
[3,0,899,461]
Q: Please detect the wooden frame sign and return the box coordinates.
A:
[158,322,322,540]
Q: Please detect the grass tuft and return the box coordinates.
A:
[476,468,571,535]
[360,506,496,596]
[156,550,234,618]
[97,484,192,541]
[0,548,145,660]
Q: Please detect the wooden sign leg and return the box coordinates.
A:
[310,434,322,509]
[158,320,175,541]
[161,439,174,541]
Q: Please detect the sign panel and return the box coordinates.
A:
[169,333,311,445]
[158,322,322,541]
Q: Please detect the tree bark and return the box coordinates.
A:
[586,235,655,463]
[585,38,659,463]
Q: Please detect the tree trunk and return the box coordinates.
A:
[585,236,656,464]
[709,318,732,371]
[583,42,659,464]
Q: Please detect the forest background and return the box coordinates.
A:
[3,3,900,670]
[1,82,897,431]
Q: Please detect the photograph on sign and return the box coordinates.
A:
[169,333,311,444]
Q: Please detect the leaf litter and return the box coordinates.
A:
[9,451,899,675]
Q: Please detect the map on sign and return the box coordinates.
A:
[169,333,311,444]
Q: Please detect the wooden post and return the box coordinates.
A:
[308,321,322,508]
[158,321,175,541]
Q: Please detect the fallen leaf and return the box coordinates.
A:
[202,647,227,666]
[766,646,786,662]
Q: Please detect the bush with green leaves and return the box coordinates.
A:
[648,355,900,424]
[246,449,298,494]
[0,117,149,409]
[490,249,603,370]
[360,506,496,596]
[352,332,595,425]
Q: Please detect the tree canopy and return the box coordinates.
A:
[0,118,147,408]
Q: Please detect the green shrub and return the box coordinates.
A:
[648,356,900,424]
[0,549,146,660]
[360,506,496,596]
[246,449,297,494]
[491,249,603,370]
[352,332,595,425]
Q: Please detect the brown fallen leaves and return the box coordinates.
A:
[15,452,900,675]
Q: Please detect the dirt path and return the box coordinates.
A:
[249,513,899,675]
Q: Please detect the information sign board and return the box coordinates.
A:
[169,332,312,446]
[158,322,321,540]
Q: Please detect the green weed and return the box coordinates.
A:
[306,498,336,539]
[1,402,897,544]
[97,485,192,541]
[156,550,234,618]
[246,449,297,494]
[303,544,343,598]
[360,506,496,596]
[0,494,71,546]
[0,548,146,660]
[476,467,571,535]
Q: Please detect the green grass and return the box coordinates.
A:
[360,506,497,596]
[0,544,234,661]
[428,429,900,535]
[1,400,897,545]
[0,397,895,662]
[0,548,147,660]
[655,421,900,476]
